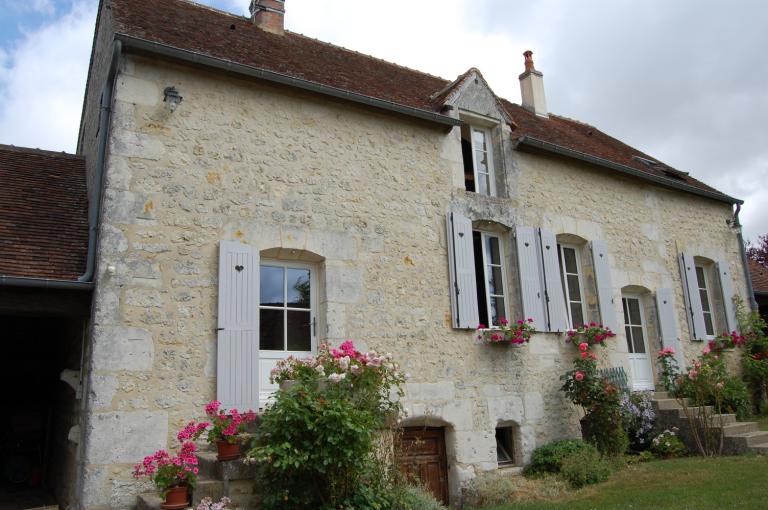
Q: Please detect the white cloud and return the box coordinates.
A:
[0,1,96,152]
[6,0,57,16]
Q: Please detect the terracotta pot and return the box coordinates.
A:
[216,439,241,461]
[160,485,189,510]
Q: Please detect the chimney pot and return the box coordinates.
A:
[250,0,285,35]
[523,50,535,72]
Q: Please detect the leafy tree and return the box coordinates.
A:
[746,234,768,265]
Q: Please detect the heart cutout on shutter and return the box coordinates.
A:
[235,265,244,272]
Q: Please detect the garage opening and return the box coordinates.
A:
[0,314,86,510]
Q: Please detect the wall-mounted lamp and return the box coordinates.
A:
[163,86,183,112]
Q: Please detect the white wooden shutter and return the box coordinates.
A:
[446,212,479,329]
[679,253,707,341]
[538,228,569,332]
[217,241,260,410]
[591,239,618,332]
[716,259,738,332]
[656,287,686,369]
[515,226,547,331]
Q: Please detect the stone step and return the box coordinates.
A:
[735,430,768,447]
[720,422,759,436]
[654,398,682,410]
[752,442,768,454]
[673,411,736,424]
[193,479,259,509]
[136,493,163,510]
[197,449,258,481]
[652,391,670,400]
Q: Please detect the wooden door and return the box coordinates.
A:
[399,427,449,505]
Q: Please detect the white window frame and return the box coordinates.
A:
[470,126,496,197]
[476,231,508,327]
[622,294,649,355]
[695,264,717,338]
[259,259,318,353]
[558,243,586,328]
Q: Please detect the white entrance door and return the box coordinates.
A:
[258,261,317,406]
[622,295,654,391]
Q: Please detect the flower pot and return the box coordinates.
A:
[160,485,189,510]
[216,439,241,461]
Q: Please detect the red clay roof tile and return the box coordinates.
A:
[750,259,768,294]
[0,145,88,280]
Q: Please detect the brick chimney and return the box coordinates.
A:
[250,0,285,35]
[519,50,548,118]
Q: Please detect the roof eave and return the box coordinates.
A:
[516,136,742,205]
[115,34,461,129]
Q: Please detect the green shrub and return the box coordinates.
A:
[524,439,596,476]
[581,410,630,456]
[559,448,611,488]
[393,485,446,510]
[721,376,752,420]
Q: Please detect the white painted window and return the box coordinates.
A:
[259,261,317,352]
[473,231,508,326]
[695,265,716,337]
[461,124,496,196]
[558,244,586,328]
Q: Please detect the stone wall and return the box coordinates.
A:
[79,54,748,508]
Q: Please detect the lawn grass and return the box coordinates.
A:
[472,456,768,510]
[756,414,768,431]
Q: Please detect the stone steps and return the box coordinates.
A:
[650,392,767,456]
[137,450,260,509]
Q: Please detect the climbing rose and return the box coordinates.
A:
[575,371,585,382]
[578,342,589,352]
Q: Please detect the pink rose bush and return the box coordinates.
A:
[476,317,535,345]
[132,420,207,495]
[708,330,746,352]
[197,496,232,510]
[204,400,258,445]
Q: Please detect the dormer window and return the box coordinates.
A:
[462,124,496,196]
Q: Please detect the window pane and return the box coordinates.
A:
[490,296,506,326]
[488,266,504,295]
[627,298,642,325]
[567,275,582,301]
[703,312,715,336]
[260,265,284,306]
[485,236,501,265]
[696,266,707,288]
[287,310,312,351]
[260,309,284,350]
[699,289,712,312]
[625,326,633,352]
[287,268,311,308]
[631,326,646,353]
[478,172,490,196]
[563,247,578,274]
[622,299,630,325]
[570,303,584,329]
[473,129,486,151]
[473,232,489,326]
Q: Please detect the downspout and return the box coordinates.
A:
[78,39,122,284]
[733,203,758,311]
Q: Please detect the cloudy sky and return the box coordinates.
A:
[0,0,765,239]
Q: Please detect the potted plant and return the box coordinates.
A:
[205,400,258,461]
[132,421,207,509]
[476,318,535,345]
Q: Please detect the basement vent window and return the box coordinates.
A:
[496,427,516,466]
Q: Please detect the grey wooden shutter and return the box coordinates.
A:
[538,228,569,332]
[446,212,479,329]
[656,287,685,369]
[591,239,618,332]
[217,241,260,410]
[679,253,707,341]
[515,226,547,330]
[716,259,738,332]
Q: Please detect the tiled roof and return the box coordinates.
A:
[750,259,768,294]
[107,0,733,201]
[0,145,89,280]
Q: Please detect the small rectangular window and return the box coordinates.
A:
[495,427,516,466]
[558,244,586,328]
[473,231,507,326]
[695,265,716,336]
[259,263,314,352]
[622,297,647,354]
[461,124,496,196]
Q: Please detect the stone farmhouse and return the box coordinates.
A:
[0,0,758,508]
